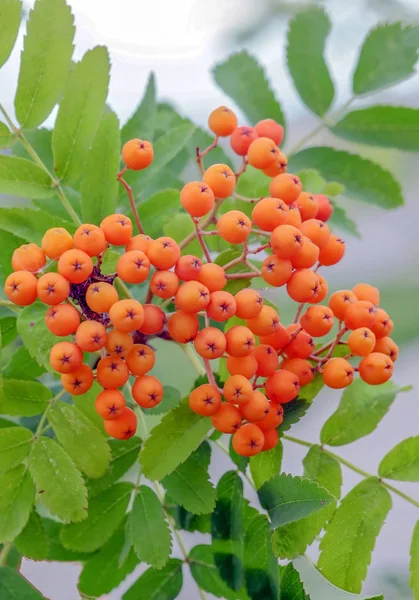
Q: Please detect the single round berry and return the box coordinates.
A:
[126,234,153,254]
[194,327,227,359]
[45,303,80,336]
[223,375,253,406]
[226,354,258,379]
[359,352,394,385]
[348,327,376,356]
[104,407,137,440]
[37,273,70,306]
[265,369,300,403]
[259,324,291,351]
[322,358,354,389]
[314,194,333,222]
[257,403,284,432]
[230,126,258,156]
[109,299,145,333]
[300,305,334,337]
[132,375,164,408]
[206,290,237,322]
[269,173,302,205]
[299,219,331,249]
[138,304,165,335]
[150,270,179,299]
[180,181,215,217]
[95,389,126,420]
[167,311,199,343]
[105,330,133,358]
[318,235,345,266]
[126,344,155,376]
[50,342,83,374]
[261,255,293,287]
[252,344,278,377]
[117,250,150,284]
[100,214,133,246]
[198,263,226,292]
[58,249,93,284]
[254,119,284,145]
[175,255,202,282]
[96,356,130,389]
[328,290,357,321]
[12,243,46,273]
[283,325,314,359]
[296,192,318,221]
[122,139,154,170]
[232,423,264,457]
[211,404,242,434]
[291,236,319,269]
[280,358,315,387]
[208,106,237,137]
[270,224,303,259]
[217,210,251,244]
[86,282,118,313]
[61,364,94,396]
[247,137,279,170]
[74,224,107,257]
[286,269,320,303]
[246,305,280,337]
[240,391,269,422]
[371,308,393,339]
[147,237,180,270]
[189,384,221,416]
[175,281,210,313]
[262,151,288,177]
[344,300,377,330]
[262,428,279,451]
[75,320,107,353]
[225,325,255,357]
[352,283,380,306]
[373,337,398,362]
[234,289,263,320]
[203,164,236,198]
[252,197,288,232]
[42,228,74,259]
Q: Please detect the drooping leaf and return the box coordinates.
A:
[286,7,334,116]
[0,427,32,474]
[0,465,34,542]
[60,482,133,552]
[278,563,311,600]
[328,202,360,238]
[14,0,75,128]
[29,437,87,523]
[321,380,407,446]
[14,510,49,560]
[0,317,17,347]
[87,436,141,497]
[244,515,279,600]
[2,346,45,380]
[0,0,22,68]
[379,436,419,481]
[48,402,111,479]
[318,477,392,593]
[53,46,110,183]
[288,147,403,209]
[353,23,419,95]
[71,381,106,434]
[122,72,157,143]
[0,567,46,599]
[0,155,54,199]
[410,520,419,600]
[0,379,52,417]
[190,545,248,600]
[123,559,183,600]
[249,442,283,490]
[128,486,172,569]
[0,207,75,244]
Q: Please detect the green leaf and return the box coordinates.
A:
[278,563,311,600]
[148,386,182,415]
[42,518,91,562]
[250,442,283,489]
[0,545,21,569]
[318,477,392,593]
[331,106,419,151]
[0,567,46,599]
[410,520,419,600]
[48,402,111,479]
[213,51,285,129]
[286,7,334,116]
[163,212,201,258]
[0,427,32,474]
[0,230,24,280]
[81,111,120,223]
[0,317,17,347]
[128,486,172,568]
[296,169,326,194]
[0,0,22,68]
[323,181,344,197]
[14,0,75,128]
[215,248,252,294]
[14,510,49,560]
[0,122,14,149]
[258,472,334,528]
[190,545,247,600]
[244,515,279,600]
[122,72,157,144]
[321,380,406,446]
[229,436,249,473]
[124,559,183,600]
[138,189,181,238]
[328,202,360,238]
[0,155,54,199]
[0,379,52,417]
[353,23,419,95]
[53,46,110,183]
[166,497,211,534]
[211,471,244,592]
[71,380,106,434]
[289,147,403,209]
[12,127,54,172]
[60,482,133,552]
[29,436,87,523]
[87,436,141,497]
[0,207,75,244]
[78,525,139,597]
[379,436,419,481]
[0,419,18,429]
[2,346,45,380]
[278,399,312,434]
[140,399,212,481]
[0,465,34,542]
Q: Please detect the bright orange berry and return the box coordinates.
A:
[86,282,118,313]
[138,304,166,335]
[61,364,94,396]
[269,173,302,205]
[247,137,279,169]
[150,270,179,299]
[203,164,236,198]
[132,375,163,408]
[280,358,315,387]
[175,255,202,282]
[42,228,74,259]
[198,263,227,292]
[253,344,278,377]
[347,327,376,356]
[230,126,258,156]
[37,273,70,305]
[232,423,264,457]
[373,337,398,362]
[109,299,145,333]
[234,289,263,320]
[318,235,345,266]
[246,305,280,337]
[287,269,320,303]
[147,237,180,270]
[252,197,288,232]
[175,281,210,313]
[225,325,255,357]
[208,106,237,137]
[189,384,221,416]
[211,404,242,434]
[270,224,303,259]
[180,181,215,217]
[96,356,130,389]
[217,210,251,244]
[322,358,354,389]
[125,234,153,254]
[122,139,154,170]
[49,342,83,374]
[240,391,269,422]
[226,354,258,379]
[254,119,284,145]
[206,290,236,322]
[12,243,45,273]
[261,255,293,287]
[100,214,133,246]
[126,344,155,376]
[104,407,137,440]
[95,389,126,420]
[300,305,334,337]
[359,352,394,385]
[74,224,106,257]
[105,330,133,358]
[194,327,227,359]
[223,375,253,406]
[75,320,107,352]
[352,283,380,306]
[344,300,377,330]
[45,303,80,336]
[328,290,357,321]
[167,311,199,343]
[58,249,93,284]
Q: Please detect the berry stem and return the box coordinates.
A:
[192,218,212,263]
[234,157,248,181]
[293,303,306,324]
[179,198,224,251]
[321,326,347,363]
[203,358,217,387]
[225,272,260,280]
[196,137,219,175]
[117,169,145,234]
[244,260,261,276]
[233,192,258,203]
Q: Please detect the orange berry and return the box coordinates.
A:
[373,337,398,362]
[284,325,314,359]
[58,249,93,284]
[344,300,377,330]
[175,281,210,313]
[261,255,293,287]
[247,137,279,169]
[211,404,242,434]
[265,369,300,403]
[217,210,251,244]
[104,407,137,440]
[180,181,215,217]
[167,311,199,343]
[109,299,145,333]
[371,308,393,339]
[138,304,165,335]
[240,390,269,422]
[105,330,133,358]
[206,290,236,322]
[75,320,106,352]
[280,358,315,387]
[262,152,288,177]
[208,106,237,137]
[223,375,253,406]
[312,274,328,304]
[252,197,288,232]
[226,354,258,379]
[262,428,279,451]
[45,303,80,336]
[255,119,284,145]
[147,237,180,270]
[96,356,130,389]
[246,305,280,337]
[300,305,334,337]
[232,423,264,456]
[322,358,354,389]
[257,403,284,431]
[126,344,155,376]
[352,283,380,306]
[42,228,74,259]
[194,327,227,359]
[347,327,376,356]
[126,234,153,254]
[86,282,118,313]
[116,251,150,284]
[37,273,70,305]
[61,364,94,396]
[253,344,278,377]
[287,269,320,303]
[284,204,302,227]
[49,341,83,374]
[74,224,106,257]
[269,173,302,205]
[299,219,331,249]
[95,389,126,420]
[198,263,226,292]
[12,243,46,273]
[122,139,154,170]
[100,214,133,246]
[234,288,263,320]
[359,352,394,385]
[291,236,319,269]
[318,235,345,266]
[225,325,255,357]
[230,126,258,156]
[314,194,333,222]
[189,384,221,416]
[270,224,303,259]
[150,270,179,299]
[296,192,318,221]
[132,375,163,408]
[203,164,236,198]
[328,290,357,321]
[259,324,292,351]
[175,255,202,282]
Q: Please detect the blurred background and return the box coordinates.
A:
[0,0,418,598]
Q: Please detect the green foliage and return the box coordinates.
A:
[379,436,419,481]
[0,465,34,543]
[53,46,110,183]
[122,72,157,144]
[278,563,311,599]
[164,213,201,258]
[123,559,183,600]
[328,202,360,238]
[0,207,75,244]
[2,346,45,380]
[250,442,283,489]
[165,494,211,535]
[138,189,182,238]
[287,7,334,116]
[410,520,419,600]
[278,399,312,433]
[318,478,392,593]
[353,23,419,95]
[29,436,87,523]
[14,0,75,128]
[87,436,141,497]
[190,545,247,600]
[149,386,182,415]
[244,515,279,600]
[71,381,106,433]
[0,317,17,347]
[0,0,22,68]
[0,567,46,599]
[0,427,32,474]
[0,122,14,149]
[0,379,52,417]
[12,128,54,172]
[14,510,49,560]
[42,518,90,562]
[128,486,172,568]
[229,436,249,473]
[0,155,54,199]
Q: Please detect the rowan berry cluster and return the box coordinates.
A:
[3,107,398,455]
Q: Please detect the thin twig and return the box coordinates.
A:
[117,168,144,234]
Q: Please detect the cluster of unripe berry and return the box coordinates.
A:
[3,105,398,455]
